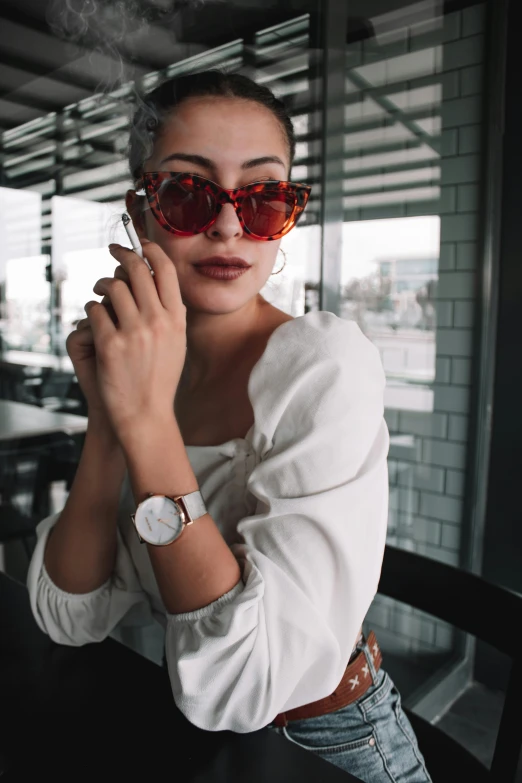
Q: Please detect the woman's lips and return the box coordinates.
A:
[193,265,250,280]
[192,255,251,268]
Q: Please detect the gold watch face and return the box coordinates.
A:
[134,495,184,545]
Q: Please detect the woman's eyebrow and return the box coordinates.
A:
[159,152,286,170]
[241,155,286,170]
[160,152,213,168]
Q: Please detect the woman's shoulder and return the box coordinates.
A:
[255,309,382,376]
[248,310,384,418]
[247,309,386,457]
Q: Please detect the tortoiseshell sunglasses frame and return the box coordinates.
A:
[135,172,312,241]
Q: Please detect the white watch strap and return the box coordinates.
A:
[181,490,207,522]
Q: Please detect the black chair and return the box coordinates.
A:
[0,503,39,559]
[0,364,45,405]
[28,431,83,520]
[0,436,47,561]
[35,367,77,412]
[0,431,80,558]
[378,545,522,783]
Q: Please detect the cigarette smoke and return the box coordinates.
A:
[47,0,217,49]
[45,0,222,91]
[44,0,298,186]
[45,0,225,179]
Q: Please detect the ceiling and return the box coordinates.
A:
[0,0,320,248]
[0,0,313,131]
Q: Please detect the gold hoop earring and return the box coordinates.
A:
[271,248,287,275]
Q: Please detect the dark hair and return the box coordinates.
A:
[128,70,296,183]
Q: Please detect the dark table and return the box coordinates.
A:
[0,572,360,782]
[0,400,87,441]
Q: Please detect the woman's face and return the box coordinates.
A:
[127,96,291,314]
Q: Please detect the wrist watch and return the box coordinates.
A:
[130,490,207,546]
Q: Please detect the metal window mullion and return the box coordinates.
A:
[317,0,349,315]
[50,112,66,355]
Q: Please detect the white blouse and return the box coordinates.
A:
[27,310,390,734]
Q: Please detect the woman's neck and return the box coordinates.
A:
[182,295,269,390]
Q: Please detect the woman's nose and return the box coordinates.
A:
[206,203,243,241]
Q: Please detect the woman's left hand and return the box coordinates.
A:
[86,239,186,444]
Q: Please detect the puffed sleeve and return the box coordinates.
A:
[164,312,390,733]
[27,478,153,646]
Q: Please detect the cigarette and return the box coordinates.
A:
[121,213,153,272]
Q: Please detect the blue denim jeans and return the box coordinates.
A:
[266,638,432,783]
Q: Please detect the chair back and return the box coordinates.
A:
[378,545,522,781]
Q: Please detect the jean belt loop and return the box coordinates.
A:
[362,637,379,685]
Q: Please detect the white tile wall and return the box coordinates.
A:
[457,183,480,212]
[442,34,483,70]
[352,5,485,658]
[448,413,470,442]
[458,125,482,154]
[439,242,456,270]
[446,469,466,497]
[456,241,478,269]
[437,271,476,298]
[440,154,481,184]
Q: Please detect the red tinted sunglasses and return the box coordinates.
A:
[135,172,312,241]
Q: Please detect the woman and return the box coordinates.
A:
[27,71,431,782]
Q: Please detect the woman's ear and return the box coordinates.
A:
[125,189,147,240]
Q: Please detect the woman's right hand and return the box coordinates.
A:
[66,265,130,430]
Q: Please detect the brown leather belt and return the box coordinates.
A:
[273,631,382,728]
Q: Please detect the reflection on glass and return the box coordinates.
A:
[342,216,439,414]
[4,255,50,353]
[253,13,321,317]
[60,248,120,342]
[344,0,486,684]
[51,195,130,353]
[261,225,321,316]
[0,187,43,353]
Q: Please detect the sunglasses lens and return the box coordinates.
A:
[159,180,214,233]
[242,190,296,238]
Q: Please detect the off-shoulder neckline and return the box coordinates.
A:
[184,311,334,450]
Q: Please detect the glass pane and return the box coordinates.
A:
[0,1,323,597]
[50,195,129,353]
[0,187,48,357]
[342,0,486,698]
[4,255,50,353]
[250,14,322,316]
